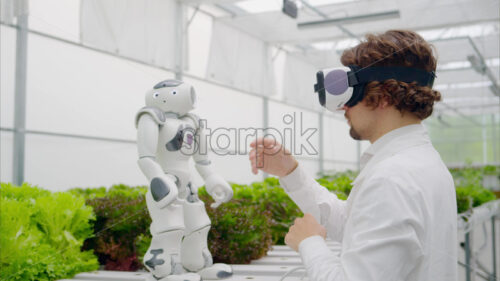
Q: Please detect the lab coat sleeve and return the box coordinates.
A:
[298,176,425,281]
[279,164,347,241]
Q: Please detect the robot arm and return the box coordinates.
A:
[137,114,163,181]
[137,113,178,209]
[186,114,233,208]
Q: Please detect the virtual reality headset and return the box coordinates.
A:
[314,65,436,111]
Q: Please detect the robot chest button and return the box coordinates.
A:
[165,127,194,152]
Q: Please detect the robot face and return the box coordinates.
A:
[145,80,196,115]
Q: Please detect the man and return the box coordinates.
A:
[248,30,457,281]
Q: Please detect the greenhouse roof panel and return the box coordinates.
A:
[211,0,498,44]
[190,0,500,117]
[435,66,500,85]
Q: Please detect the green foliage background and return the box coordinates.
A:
[0,183,98,281]
[70,184,150,271]
[450,165,498,213]
[427,114,500,164]
[0,165,497,277]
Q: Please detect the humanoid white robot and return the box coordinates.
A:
[135,79,234,281]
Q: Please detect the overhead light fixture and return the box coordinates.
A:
[467,54,500,96]
[283,0,298,19]
[467,55,487,74]
[298,10,400,29]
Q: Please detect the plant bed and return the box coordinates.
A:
[2,165,497,277]
[0,183,98,281]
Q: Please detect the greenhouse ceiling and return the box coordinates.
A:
[182,0,500,117]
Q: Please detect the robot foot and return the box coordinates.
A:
[197,263,233,280]
[157,273,202,281]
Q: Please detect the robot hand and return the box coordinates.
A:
[204,174,233,209]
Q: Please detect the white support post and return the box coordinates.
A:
[482,114,487,164]
[12,13,29,186]
[318,113,324,175]
[492,114,498,163]
[174,1,187,80]
[262,97,269,180]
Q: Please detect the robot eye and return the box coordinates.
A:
[172,91,177,95]
[153,92,159,99]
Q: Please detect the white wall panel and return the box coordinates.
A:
[28,0,80,42]
[272,48,287,100]
[186,7,212,78]
[25,32,174,140]
[183,76,263,154]
[0,132,14,183]
[323,161,358,174]
[268,101,320,160]
[206,20,275,96]
[297,158,321,179]
[282,54,318,110]
[188,153,264,189]
[24,134,144,191]
[0,26,16,129]
[80,0,177,70]
[21,122,263,191]
[322,115,358,162]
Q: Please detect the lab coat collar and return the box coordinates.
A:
[353,123,430,186]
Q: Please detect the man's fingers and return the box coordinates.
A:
[271,145,281,154]
[303,213,314,220]
[249,150,265,161]
[249,149,256,159]
[261,137,279,148]
[249,147,264,158]
[251,166,257,175]
[250,139,257,148]
[256,146,265,154]
[252,147,265,168]
[249,139,277,174]
[251,157,258,174]
[249,154,264,174]
[320,226,327,239]
[250,137,279,149]
[249,148,261,174]
[250,154,259,174]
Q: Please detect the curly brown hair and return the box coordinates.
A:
[340,30,441,120]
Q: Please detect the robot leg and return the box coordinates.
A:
[180,183,233,279]
[144,181,201,281]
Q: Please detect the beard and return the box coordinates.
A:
[349,127,362,140]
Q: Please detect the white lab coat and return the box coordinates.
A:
[279,124,458,281]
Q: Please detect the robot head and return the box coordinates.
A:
[145,79,197,115]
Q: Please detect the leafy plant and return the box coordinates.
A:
[77,185,150,271]
[450,165,498,213]
[0,182,51,200]
[483,165,498,176]
[249,178,303,245]
[198,194,273,264]
[135,234,152,263]
[0,183,98,281]
[49,164,498,272]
